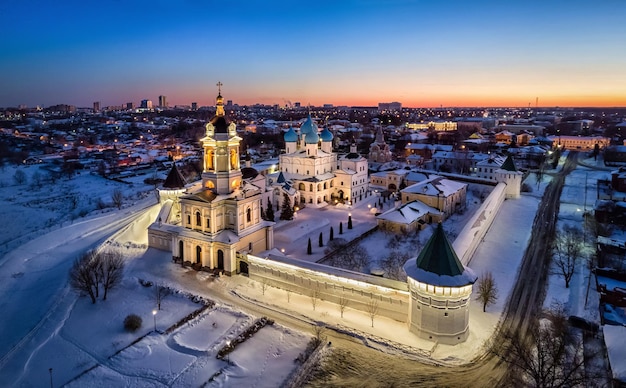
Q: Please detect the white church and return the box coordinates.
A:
[270,115,369,207]
[148,87,274,275]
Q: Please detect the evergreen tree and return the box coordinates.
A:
[307,238,312,255]
[330,226,334,240]
[318,232,323,247]
[348,215,353,229]
[280,193,294,220]
[265,200,275,222]
[339,222,343,234]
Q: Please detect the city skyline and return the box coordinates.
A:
[2,0,625,108]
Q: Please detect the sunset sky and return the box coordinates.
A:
[1,0,625,108]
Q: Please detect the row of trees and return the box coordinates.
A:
[69,249,125,303]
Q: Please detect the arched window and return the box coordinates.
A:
[246,208,251,222]
[196,211,201,226]
[309,184,313,191]
[206,217,210,228]
[299,183,305,190]
[196,246,201,264]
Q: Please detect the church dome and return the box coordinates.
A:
[241,167,259,179]
[300,114,317,135]
[210,115,229,133]
[320,127,334,142]
[305,129,319,144]
[284,127,298,142]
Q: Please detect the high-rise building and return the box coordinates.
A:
[126,102,135,110]
[93,101,100,112]
[158,95,168,108]
[140,99,153,109]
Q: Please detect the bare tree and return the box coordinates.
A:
[311,289,320,311]
[553,227,584,288]
[312,324,327,345]
[380,250,409,281]
[475,271,498,312]
[100,250,125,300]
[68,249,124,303]
[338,295,349,318]
[69,251,99,304]
[156,283,171,310]
[495,305,593,387]
[325,239,370,272]
[366,298,379,328]
[30,170,43,188]
[111,189,124,210]
[13,169,26,185]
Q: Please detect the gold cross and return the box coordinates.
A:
[216,81,223,94]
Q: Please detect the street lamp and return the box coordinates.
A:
[152,309,157,332]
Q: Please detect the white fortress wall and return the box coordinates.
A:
[452,182,507,266]
[245,253,410,322]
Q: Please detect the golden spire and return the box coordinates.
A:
[215,81,225,116]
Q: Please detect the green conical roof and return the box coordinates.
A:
[416,223,464,276]
[501,155,517,172]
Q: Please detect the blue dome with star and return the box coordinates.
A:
[320,127,333,142]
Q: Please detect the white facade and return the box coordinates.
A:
[277,115,369,205]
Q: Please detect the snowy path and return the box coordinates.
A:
[0,197,158,367]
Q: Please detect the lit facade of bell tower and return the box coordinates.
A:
[201,82,242,195]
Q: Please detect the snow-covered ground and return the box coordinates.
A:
[0,152,618,385]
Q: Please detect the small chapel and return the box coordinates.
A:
[148,85,274,275]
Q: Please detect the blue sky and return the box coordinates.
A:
[1,0,625,108]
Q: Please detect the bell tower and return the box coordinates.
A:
[200,82,242,195]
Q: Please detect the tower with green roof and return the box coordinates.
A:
[404,223,477,344]
[495,155,522,199]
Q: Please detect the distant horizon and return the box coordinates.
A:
[2,1,625,109]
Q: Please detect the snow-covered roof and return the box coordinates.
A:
[376,200,439,224]
[402,176,467,198]
[605,325,626,382]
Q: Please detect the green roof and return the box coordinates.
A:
[416,223,464,276]
[501,155,517,172]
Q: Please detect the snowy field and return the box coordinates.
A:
[0,152,619,385]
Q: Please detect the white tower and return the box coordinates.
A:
[404,223,477,344]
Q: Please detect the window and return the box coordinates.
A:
[246,208,251,222]
[206,217,210,228]
[196,211,201,226]
[187,215,191,225]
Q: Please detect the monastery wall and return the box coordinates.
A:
[245,254,410,322]
[452,182,507,266]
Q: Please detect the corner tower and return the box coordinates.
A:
[201,82,242,195]
[404,223,477,344]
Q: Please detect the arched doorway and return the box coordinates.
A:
[217,249,224,270]
[196,246,201,264]
[239,261,249,275]
[178,240,184,262]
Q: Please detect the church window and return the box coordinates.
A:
[206,218,210,228]
[249,242,252,251]
[309,184,313,191]
[196,211,201,226]
[187,215,191,225]
[307,170,310,175]
[246,208,251,223]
